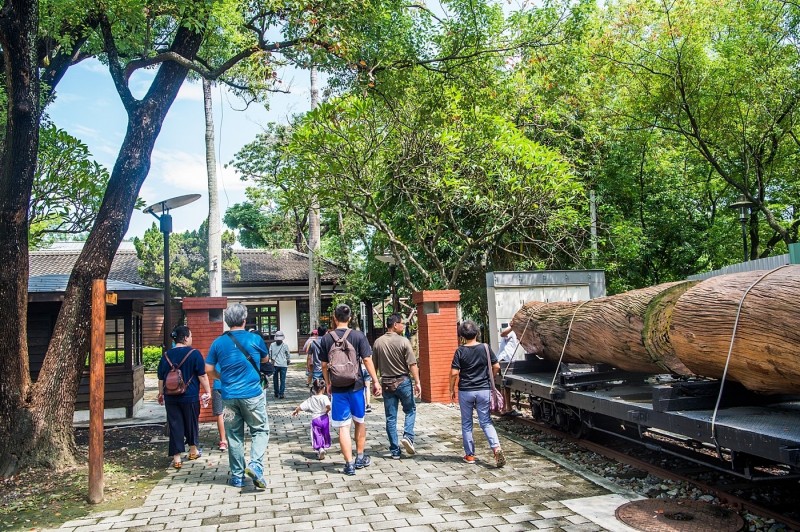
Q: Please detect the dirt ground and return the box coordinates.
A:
[0,377,168,531]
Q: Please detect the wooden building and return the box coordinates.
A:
[28,274,161,420]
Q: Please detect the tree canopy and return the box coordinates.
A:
[134,221,240,297]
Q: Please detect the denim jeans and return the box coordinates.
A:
[457,389,499,456]
[382,377,416,456]
[273,366,287,396]
[223,394,270,480]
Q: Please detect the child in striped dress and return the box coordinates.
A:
[291,378,332,459]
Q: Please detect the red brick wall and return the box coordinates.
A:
[183,297,227,423]
[412,290,460,403]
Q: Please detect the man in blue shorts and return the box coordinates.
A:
[320,304,381,475]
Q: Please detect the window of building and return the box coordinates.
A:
[132,314,143,367]
[104,317,126,365]
[249,305,279,338]
[298,299,335,334]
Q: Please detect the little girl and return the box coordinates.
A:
[291,378,332,459]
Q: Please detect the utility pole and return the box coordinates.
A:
[204,78,222,296]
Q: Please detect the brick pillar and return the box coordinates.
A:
[412,290,460,403]
[183,297,227,423]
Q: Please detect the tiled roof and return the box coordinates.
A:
[29,249,144,284]
[29,248,343,286]
[29,274,160,294]
[234,249,343,284]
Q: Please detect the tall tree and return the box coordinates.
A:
[308,65,321,329]
[1,0,456,474]
[203,78,222,297]
[593,0,800,259]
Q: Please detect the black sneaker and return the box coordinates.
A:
[365,405,372,413]
[354,454,371,469]
[342,462,356,476]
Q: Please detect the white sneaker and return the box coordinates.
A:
[401,437,416,455]
[318,449,326,460]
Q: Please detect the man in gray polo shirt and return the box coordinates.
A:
[372,313,421,459]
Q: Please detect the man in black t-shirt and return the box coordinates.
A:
[319,304,381,475]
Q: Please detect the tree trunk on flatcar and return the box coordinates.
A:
[511,281,697,375]
[670,265,800,394]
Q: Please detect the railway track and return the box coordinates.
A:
[503,413,800,531]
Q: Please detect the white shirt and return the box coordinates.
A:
[298,394,331,420]
[498,331,519,362]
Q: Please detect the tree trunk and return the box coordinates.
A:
[308,65,321,329]
[204,78,222,297]
[0,25,203,475]
[670,266,800,394]
[0,0,41,478]
[512,266,800,395]
[511,281,697,375]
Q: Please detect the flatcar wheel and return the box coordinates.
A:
[530,399,543,421]
[569,413,590,438]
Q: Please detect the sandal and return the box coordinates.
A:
[188,449,202,460]
[219,441,228,451]
[172,461,182,469]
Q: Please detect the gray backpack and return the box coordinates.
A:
[327,329,359,387]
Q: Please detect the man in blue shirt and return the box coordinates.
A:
[206,303,270,490]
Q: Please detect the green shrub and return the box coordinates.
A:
[143,346,163,371]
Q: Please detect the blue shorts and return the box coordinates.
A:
[331,389,366,428]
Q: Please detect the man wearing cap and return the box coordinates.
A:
[269,331,290,399]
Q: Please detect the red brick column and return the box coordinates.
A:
[183,297,227,423]
[412,290,460,403]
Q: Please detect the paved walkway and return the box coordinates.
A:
[56,365,642,531]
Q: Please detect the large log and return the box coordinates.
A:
[511,265,800,395]
[511,281,697,375]
[670,265,800,394]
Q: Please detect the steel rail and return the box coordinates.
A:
[510,416,800,531]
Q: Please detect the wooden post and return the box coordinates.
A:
[88,279,106,504]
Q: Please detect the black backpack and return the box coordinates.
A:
[327,330,359,387]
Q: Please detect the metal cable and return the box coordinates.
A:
[710,265,789,454]
[549,300,590,393]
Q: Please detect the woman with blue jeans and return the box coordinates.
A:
[269,331,290,398]
[449,320,506,468]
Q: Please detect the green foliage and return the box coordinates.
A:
[28,124,113,248]
[591,0,800,262]
[142,346,162,371]
[134,220,240,297]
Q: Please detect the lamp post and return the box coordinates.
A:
[728,195,755,262]
[376,254,399,311]
[144,194,201,350]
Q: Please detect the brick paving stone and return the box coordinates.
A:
[54,364,625,531]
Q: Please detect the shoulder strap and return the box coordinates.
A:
[226,331,260,376]
[483,344,497,393]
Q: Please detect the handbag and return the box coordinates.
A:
[226,332,269,390]
[484,344,505,414]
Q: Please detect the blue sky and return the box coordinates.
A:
[47,59,317,240]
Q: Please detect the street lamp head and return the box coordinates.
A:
[728,194,755,223]
[143,193,201,217]
[375,254,398,265]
